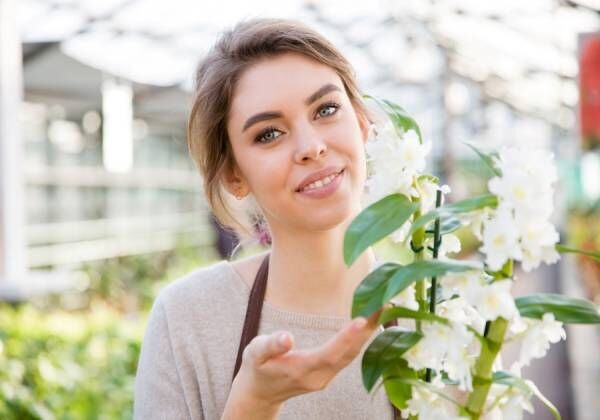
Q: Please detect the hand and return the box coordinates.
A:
[232,309,383,406]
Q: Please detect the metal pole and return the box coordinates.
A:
[0,0,27,299]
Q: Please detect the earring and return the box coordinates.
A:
[367,123,378,141]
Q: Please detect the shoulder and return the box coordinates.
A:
[226,250,269,289]
[147,251,269,334]
[143,259,248,348]
[156,259,241,313]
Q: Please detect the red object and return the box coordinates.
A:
[580,34,600,150]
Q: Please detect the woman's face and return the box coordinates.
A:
[226,52,369,234]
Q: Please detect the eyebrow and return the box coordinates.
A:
[241,83,342,132]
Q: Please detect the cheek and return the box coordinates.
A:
[332,119,367,176]
[351,142,369,194]
[353,149,368,191]
[241,149,290,196]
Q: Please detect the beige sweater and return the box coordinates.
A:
[134,259,395,419]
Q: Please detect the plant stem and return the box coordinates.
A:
[425,189,443,383]
[427,189,443,313]
[465,317,508,418]
[411,208,426,332]
[465,260,513,419]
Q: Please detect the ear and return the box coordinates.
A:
[223,162,249,198]
[356,108,370,145]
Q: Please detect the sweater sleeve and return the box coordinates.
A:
[134,294,200,420]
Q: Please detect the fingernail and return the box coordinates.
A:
[352,318,367,331]
[278,333,289,345]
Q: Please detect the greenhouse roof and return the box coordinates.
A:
[18,0,600,128]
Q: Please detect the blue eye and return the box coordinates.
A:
[255,126,282,144]
[253,102,340,144]
[316,102,340,119]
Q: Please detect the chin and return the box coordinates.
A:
[296,198,358,232]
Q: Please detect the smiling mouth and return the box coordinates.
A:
[296,169,344,193]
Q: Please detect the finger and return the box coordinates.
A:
[315,308,385,362]
[250,331,294,365]
[366,308,384,327]
[308,315,378,368]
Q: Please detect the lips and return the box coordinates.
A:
[296,166,345,192]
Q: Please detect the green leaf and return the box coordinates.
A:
[516,294,600,324]
[352,259,482,318]
[438,217,463,235]
[352,262,400,318]
[555,244,600,262]
[361,327,422,392]
[382,359,417,409]
[464,142,501,176]
[492,371,561,420]
[409,194,499,236]
[344,194,419,266]
[365,95,423,143]
[492,371,528,391]
[378,306,450,326]
[417,174,440,185]
[379,305,486,344]
[379,375,463,408]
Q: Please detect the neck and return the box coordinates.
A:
[264,216,377,318]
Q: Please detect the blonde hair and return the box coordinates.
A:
[187,18,369,254]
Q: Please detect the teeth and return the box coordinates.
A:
[301,171,340,192]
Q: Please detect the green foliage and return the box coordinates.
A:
[348,95,600,419]
[408,194,499,236]
[364,95,423,142]
[344,194,419,266]
[555,244,600,262]
[352,259,482,318]
[492,371,561,420]
[0,303,145,420]
[377,306,450,326]
[73,237,215,313]
[0,238,216,419]
[464,142,501,177]
[382,359,417,410]
[361,327,422,392]
[438,217,463,235]
[515,293,600,324]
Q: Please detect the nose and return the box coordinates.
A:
[293,124,328,163]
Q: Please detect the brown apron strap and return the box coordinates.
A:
[231,253,401,419]
[232,252,270,382]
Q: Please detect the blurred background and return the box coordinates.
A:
[1,0,599,418]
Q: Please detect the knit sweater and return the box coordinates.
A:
[133,258,395,419]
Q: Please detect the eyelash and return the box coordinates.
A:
[253,101,342,144]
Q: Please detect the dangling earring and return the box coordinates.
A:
[367,123,378,142]
[234,188,246,200]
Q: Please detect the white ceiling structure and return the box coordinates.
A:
[17,0,600,134]
[5,0,599,298]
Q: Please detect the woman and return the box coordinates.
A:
[134,18,395,419]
